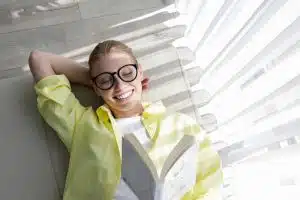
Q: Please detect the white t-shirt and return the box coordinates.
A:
[114,116,151,200]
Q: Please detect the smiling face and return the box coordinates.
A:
[90,48,144,118]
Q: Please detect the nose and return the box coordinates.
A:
[113,74,126,90]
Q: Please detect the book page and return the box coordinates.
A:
[161,135,196,178]
[162,142,198,200]
[122,135,157,200]
[114,178,139,200]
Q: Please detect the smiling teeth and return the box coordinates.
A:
[116,91,132,99]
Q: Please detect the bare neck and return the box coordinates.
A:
[111,103,144,119]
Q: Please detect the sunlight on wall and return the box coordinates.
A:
[110,5,177,28]
[224,145,300,200]
[168,1,300,200]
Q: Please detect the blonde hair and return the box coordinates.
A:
[88,40,137,73]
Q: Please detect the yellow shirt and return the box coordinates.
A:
[34,74,223,200]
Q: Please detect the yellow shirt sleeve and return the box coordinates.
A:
[181,114,223,200]
[34,74,87,151]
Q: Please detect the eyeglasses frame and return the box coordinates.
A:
[91,63,138,90]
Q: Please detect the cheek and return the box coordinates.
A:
[92,86,102,97]
[133,75,143,88]
[101,90,113,100]
[93,87,112,100]
[131,80,142,91]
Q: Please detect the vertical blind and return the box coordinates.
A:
[171,0,300,199]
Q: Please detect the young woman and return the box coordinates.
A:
[29,40,222,200]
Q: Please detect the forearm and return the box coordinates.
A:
[29,50,91,87]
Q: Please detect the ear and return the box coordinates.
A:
[89,80,94,87]
[142,77,150,91]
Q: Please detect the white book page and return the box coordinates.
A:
[122,136,157,200]
[114,179,139,200]
[162,143,198,200]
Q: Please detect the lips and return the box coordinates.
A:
[114,90,133,100]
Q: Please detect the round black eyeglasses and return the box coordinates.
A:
[91,64,138,90]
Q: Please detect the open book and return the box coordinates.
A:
[121,134,198,200]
